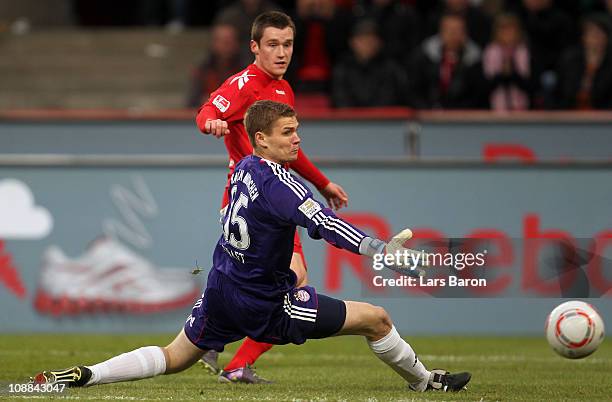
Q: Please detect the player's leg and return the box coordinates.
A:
[336,300,471,392]
[32,328,206,387]
[335,301,429,390]
[211,233,308,382]
[88,328,205,385]
[34,279,240,388]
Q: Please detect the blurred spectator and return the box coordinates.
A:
[355,0,421,60]
[289,0,353,93]
[483,13,531,110]
[424,0,492,47]
[480,0,506,17]
[331,20,408,107]
[141,0,188,31]
[556,14,612,109]
[605,0,612,21]
[406,13,486,109]
[215,0,282,66]
[186,23,243,107]
[511,0,576,108]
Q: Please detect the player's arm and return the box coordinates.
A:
[265,170,362,253]
[265,168,425,275]
[195,82,254,138]
[289,149,349,210]
[196,104,229,138]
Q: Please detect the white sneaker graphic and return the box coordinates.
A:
[34,237,200,315]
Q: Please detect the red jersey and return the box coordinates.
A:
[196,63,329,206]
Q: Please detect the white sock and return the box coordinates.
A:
[86,346,166,386]
[367,326,430,392]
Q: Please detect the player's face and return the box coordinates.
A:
[251,27,294,79]
[259,116,300,164]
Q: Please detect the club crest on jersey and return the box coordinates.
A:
[298,198,321,219]
[230,70,256,90]
[212,95,230,112]
[294,289,310,302]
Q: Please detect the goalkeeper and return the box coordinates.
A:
[32,101,470,393]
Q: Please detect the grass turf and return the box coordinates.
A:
[1,334,610,401]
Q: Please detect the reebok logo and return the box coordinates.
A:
[230,70,256,90]
[275,89,286,95]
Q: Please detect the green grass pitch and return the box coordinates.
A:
[1,334,610,401]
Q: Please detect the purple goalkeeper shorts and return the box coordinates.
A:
[183,269,346,352]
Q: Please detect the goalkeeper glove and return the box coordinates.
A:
[359,228,428,277]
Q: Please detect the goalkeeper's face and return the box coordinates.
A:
[255,116,300,164]
[251,26,294,79]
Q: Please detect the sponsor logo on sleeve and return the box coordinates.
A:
[212,95,230,112]
[298,198,321,219]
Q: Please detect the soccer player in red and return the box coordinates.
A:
[195,11,349,383]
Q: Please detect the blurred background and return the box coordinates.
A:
[0,0,611,336]
[1,0,612,110]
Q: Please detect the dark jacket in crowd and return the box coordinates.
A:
[332,52,408,107]
[406,36,486,109]
[360,0,421,58]
[513,4,576,107]
[556,46,612,109]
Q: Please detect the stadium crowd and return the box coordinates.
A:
[74,0,612,111]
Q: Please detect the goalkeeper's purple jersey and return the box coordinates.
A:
[212,155,366,300]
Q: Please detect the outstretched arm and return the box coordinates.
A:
[297,206,425,277]
[266,168,425,275]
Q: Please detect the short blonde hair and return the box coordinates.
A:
[244,100,296,147]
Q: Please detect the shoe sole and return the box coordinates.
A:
[199,360,221,376]
[217,372,272,385]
